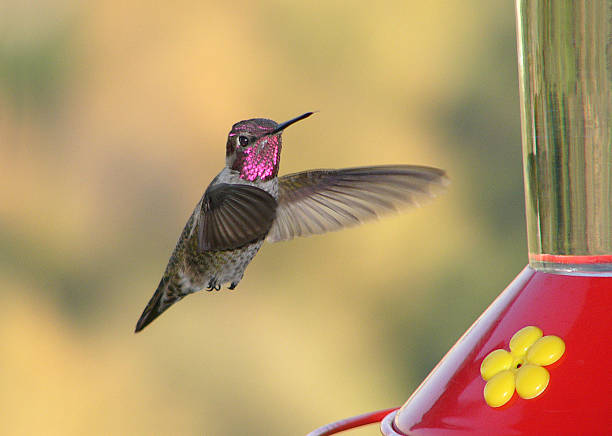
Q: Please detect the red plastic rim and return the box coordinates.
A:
[380,409,404,435]
[529,253,612,264]
[306,408,399,436]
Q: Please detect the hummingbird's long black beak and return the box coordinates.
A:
[269,112,314,135]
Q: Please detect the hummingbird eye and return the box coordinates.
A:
[238,136,250,147]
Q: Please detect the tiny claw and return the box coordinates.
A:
[206,278,221,291]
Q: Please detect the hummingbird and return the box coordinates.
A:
[135,112,447,332]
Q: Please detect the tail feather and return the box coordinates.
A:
[134,278,182,333]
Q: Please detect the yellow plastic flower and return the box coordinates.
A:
[480,326,565,407]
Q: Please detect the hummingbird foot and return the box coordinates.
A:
[206,278,221,291]
[228,282,237,290]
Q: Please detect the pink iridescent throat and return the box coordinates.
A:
[232,135,281,182]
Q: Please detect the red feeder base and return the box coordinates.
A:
[383,266,612,435]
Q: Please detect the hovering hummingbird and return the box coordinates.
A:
[135,112,447,332]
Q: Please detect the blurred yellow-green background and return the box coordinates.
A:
[0,1,526,435]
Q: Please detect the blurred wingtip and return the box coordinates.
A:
[439,169,450,185]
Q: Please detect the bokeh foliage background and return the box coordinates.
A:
[0,1,526,434]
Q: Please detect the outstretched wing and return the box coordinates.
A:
[267,165,447,243]
[199,183,277,251]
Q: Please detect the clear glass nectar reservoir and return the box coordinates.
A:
[516,1,612,273]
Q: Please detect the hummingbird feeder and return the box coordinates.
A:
[308,1,612,434]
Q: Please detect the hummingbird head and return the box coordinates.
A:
[226,112,314,182]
